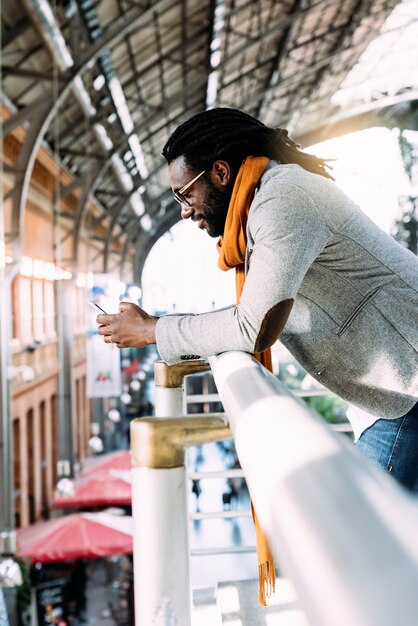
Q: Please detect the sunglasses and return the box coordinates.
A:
[173,170,205,206]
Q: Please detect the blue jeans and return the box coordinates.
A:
[356,402,418,494]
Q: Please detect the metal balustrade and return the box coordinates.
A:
[131,354,418,626]
[185,374,352,548]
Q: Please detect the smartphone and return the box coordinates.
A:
[88,301,108,314]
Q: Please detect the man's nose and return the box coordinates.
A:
[181,204,193,220]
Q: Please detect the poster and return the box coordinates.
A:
[87,332,122,398]
[86,274,124,398]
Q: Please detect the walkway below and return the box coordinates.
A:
[188,442,309,625]
[188,440,257,588]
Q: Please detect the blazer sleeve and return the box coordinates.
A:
[156,179,330,364]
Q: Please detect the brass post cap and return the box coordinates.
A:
[130,414,231,468]
[154,360,211,388]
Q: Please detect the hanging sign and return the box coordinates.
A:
[86,274,124,398]
[87,333,122,398]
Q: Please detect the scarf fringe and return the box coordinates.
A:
[258,559,276,606]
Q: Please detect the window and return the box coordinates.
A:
[44,280,56,339]
[32,279,45,341]
[18,277,33,345]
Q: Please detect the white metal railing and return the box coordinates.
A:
[209,351,418,626]
[131,354,418,626]
[185,374,352,553]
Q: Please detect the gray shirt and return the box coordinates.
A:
[156,162,418,420]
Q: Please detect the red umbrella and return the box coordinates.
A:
[52,469,131,509]
[16,512,133,562]
[82,450,131,476]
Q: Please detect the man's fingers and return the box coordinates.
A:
[97,325,115,344]
[95,320,121,346]
[96,313,115,324]
[119,300,138,313]
[106,335,121,347]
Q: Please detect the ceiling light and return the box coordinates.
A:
[130,191,145,216]
[111,154,134,192]
[93,74,106,91]
[128,134,148,179]
[140,215,153,232]
[93,123,113,151]
[108,77,134,134]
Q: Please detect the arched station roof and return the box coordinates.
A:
[1,0,417,280]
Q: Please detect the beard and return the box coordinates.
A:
[199,179,231,238]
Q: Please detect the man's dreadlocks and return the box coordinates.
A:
[162,107,334,180]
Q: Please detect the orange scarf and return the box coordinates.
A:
[217,155,275,605]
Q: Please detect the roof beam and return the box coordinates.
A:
[286,0,399,134]
[2,0,175,273]
[1,17,31,49]
[255,0,304,119]
[295,92,418,146]
[79,1,322,199]
[0,65,67,81]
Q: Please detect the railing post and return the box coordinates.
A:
[131,462,190,625]
[130,415,230,625]
[153,360,210,417]
[131,360,211,625]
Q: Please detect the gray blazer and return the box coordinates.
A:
[156,162,418,419]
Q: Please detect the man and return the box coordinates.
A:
[97,107,418,493]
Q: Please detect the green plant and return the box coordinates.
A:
[304,395,348,424]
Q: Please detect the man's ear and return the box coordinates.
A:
[212,160,232,187]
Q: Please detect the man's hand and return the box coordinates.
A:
[96,301,158,348]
